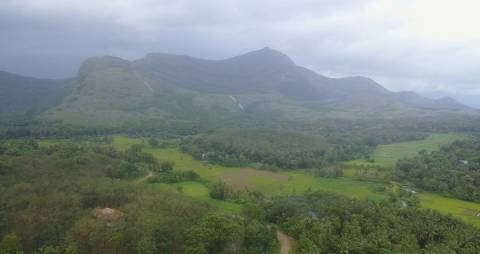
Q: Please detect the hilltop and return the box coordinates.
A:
[1,48,471,127]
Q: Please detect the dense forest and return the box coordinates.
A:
[0,140,276,254]
[395,138,480,202]
[2,139,480,253]
[261,192,480,253]
[179,128,429,169]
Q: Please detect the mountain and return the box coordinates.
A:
[421,91,480,109]
[0,71,72,116]
[42,48,470,126]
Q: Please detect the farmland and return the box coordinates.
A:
[110,135,480,227]
[347,133,469,167]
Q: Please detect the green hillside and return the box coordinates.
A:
[0,71,71,116]
[41,48,472,127]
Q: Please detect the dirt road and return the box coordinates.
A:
[277,230,294,254]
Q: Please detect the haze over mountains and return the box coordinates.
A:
[0,71,72,116]
[1,48,473,126]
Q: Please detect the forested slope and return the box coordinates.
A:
[395,138,480,202]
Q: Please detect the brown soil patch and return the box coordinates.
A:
[92,207,124,226]
[220,168,288,190]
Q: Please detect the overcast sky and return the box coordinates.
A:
[1,0,480,107]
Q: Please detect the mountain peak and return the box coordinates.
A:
[231,47,296,67]
[257,47,281,53]
[78,56,130,78]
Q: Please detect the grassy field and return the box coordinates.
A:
[113,136,480,226]
[220,169,387,200]
[40,135,480,227]
[419,193,480,227]
[348,133,469,167]
[148,181,242,213]
[112,137,388,198]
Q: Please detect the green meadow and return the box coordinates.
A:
[348,133,469,167]
[419,192,480,227]
[112,136,386,198]
[148,181,243,213]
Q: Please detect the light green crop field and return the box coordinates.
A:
[111,137,388,199]
[112,136,144,150]
[348,133,469,168]
[148,181,242,213]
[219,169,387,200]
[419,193,480,227]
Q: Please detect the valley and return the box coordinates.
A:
[5,1,480,252]
[37,134,480,227]
[2,48,480,253]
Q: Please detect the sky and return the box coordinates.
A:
[1,0,479,107]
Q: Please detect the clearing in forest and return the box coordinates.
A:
[220,168,288,189]
[348,133,469,167]
[109,136,480,226]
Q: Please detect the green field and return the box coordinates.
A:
[148,181,242,213]
[348,133,469,167]
[419,193,480,227]
[113,136,480,226]
[40,135,480,227]
[113,137,386,197]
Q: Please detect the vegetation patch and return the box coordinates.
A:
[220,168,289,190]
[37,136,480,228]
[348,133,468,167]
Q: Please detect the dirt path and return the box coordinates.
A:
[277,230,295,254]
[135,171,153,184]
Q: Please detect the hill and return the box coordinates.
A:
[41,47,471,126]
[0,71,72,117]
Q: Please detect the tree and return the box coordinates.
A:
[0,161,7,175]
[136,239,157,254]
[147,138,159,148]
[0,233,22,254]
[130,144,144,153]
[38,246,61,254]
[243,221,276,253]
[184,214,243,254]
[160,161,174,172]
[209,180,235,200]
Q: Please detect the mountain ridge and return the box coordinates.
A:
[0,71,72,115]
[76,48,465,107]
[1,47,472,126]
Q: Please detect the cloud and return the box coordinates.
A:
[0,0,479,106]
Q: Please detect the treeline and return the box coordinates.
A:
[180,129,347,169]
[395,138,480,202]
[0,119,209,140]
[259,192,480,253]
[179,128,428,169]
[0,140,277,253]
[5,110,480,143]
